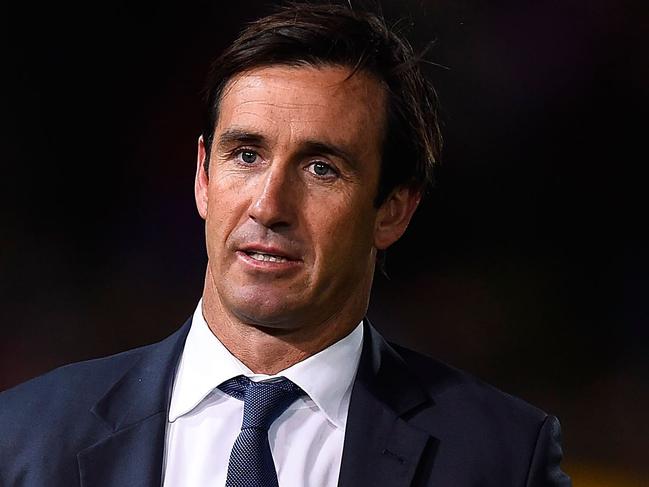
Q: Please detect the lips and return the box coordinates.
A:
[237,244,301,263]
[246,251,288,263]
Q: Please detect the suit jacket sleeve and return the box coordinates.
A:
[526,415,572,487]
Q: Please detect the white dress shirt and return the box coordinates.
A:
[162,300,364,487]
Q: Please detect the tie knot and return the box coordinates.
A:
[219,375,303,430]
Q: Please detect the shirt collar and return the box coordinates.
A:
[168,299,364,429]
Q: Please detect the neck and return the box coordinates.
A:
[200,270,369,375]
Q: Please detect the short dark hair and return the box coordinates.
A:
[202,2,441,206]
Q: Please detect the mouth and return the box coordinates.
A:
[236,244,302,268]
[245,251,289,263]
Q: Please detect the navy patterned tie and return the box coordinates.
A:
[219,375,303,487]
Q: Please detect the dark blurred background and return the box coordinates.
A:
[1,1,647,484]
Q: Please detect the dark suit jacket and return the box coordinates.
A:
[0,318,571,486]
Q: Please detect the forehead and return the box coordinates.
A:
[215,65,387,154]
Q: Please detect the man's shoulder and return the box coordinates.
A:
[0,346,145,478]
[378,341,571,486]
[389,342,548,431]
[0,343,146,427]
[0,322,186,432]
[0,320,191,484]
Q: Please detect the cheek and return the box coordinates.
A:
[205,181,243,251]
[309,199,376,258]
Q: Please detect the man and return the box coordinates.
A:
[0,3,571,486]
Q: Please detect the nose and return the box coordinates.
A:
[248,164,297,230]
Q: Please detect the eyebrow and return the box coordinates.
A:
[216,129,358,168]
[298,140,357,168]
[216,128,266,149]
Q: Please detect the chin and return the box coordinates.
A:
[234,310,305,332]
[225,291,305,329]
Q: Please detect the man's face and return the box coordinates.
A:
[195,65,416,331]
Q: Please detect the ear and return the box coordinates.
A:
[195,135,209,220]
[374,186,421,250]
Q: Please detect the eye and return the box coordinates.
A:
[307,161,337,178]
[236,150,258,164]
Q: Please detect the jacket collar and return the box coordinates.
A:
[77,317,192,487]
[337,319,438,487]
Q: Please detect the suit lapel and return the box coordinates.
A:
[77,318,191,487]
[338,321,437,487]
